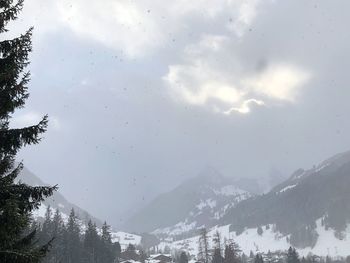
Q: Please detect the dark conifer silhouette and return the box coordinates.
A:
[0,0,56,261]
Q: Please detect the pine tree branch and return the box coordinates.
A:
[0,115,48,155]
[0,0,24,33]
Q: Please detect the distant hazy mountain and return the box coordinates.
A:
[123,167,253,235]
[18,166,103,226]
[19,166,143,249]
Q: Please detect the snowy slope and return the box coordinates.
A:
[111,232,142,250]
[157,220,350,258]
[152,184,251,237]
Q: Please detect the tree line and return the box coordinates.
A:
[198,229,243,263]
[31,206,121,263]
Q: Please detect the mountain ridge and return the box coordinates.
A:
[123,167,253,234]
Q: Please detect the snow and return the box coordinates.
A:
[156,219,350,258]
[314,163,330,173]
[292,170,306,180]
[32,203,48,219]
[232,225,289,254]
[153,221,198,236]
[214,204,232,220]
[111,231,142,250]
[121,260,142,263]
[278,184,297,193]
[213,185,247,196]
[33,204,69,223]
[196,199,217,210]
[157,225,231,257]
[299,219,350,257]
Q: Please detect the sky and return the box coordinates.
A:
[7,0,350,227]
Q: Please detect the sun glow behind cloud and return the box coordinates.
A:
[164,34,311,115]
[243,64,311,102]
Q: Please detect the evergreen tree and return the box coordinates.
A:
[43,209,65,263]
[0,0,56,261]
[198,228,210,263]
[286,247,300,263]
[163,245,171,254]
[212,231,223,263]
[63,209,82,263]
[257,226,263,236]
[254,254,263,263]
[224,241,240,263]
[179,251,188,263]
[212,248,224,263]
[241,253,248,263]
[113,242,121,263]
[100,221,114,263]
[213,231,222,255]
[139,249,148,263]
[83,220,100,263]
[123,244,139,261]
[41,205,53,244]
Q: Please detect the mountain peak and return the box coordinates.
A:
[194,166,231,186]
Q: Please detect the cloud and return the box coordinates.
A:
[55,0,161,58]
[15,0,264,58]
[223,99,265,115]
[165,61,243,107]
[164,34,311,115]
[227,0,262,37]
[242,64,311,102]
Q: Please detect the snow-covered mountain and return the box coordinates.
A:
[153,150,350,257]
[220,150,350,246]
[124,168,253,236]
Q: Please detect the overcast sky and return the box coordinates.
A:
[9,0,350,227]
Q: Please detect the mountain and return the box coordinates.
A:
[221,150,350,246]
[154,151,350,257]
[123,167,253,236]
[18,166,103,226]
[19,166,143,249]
